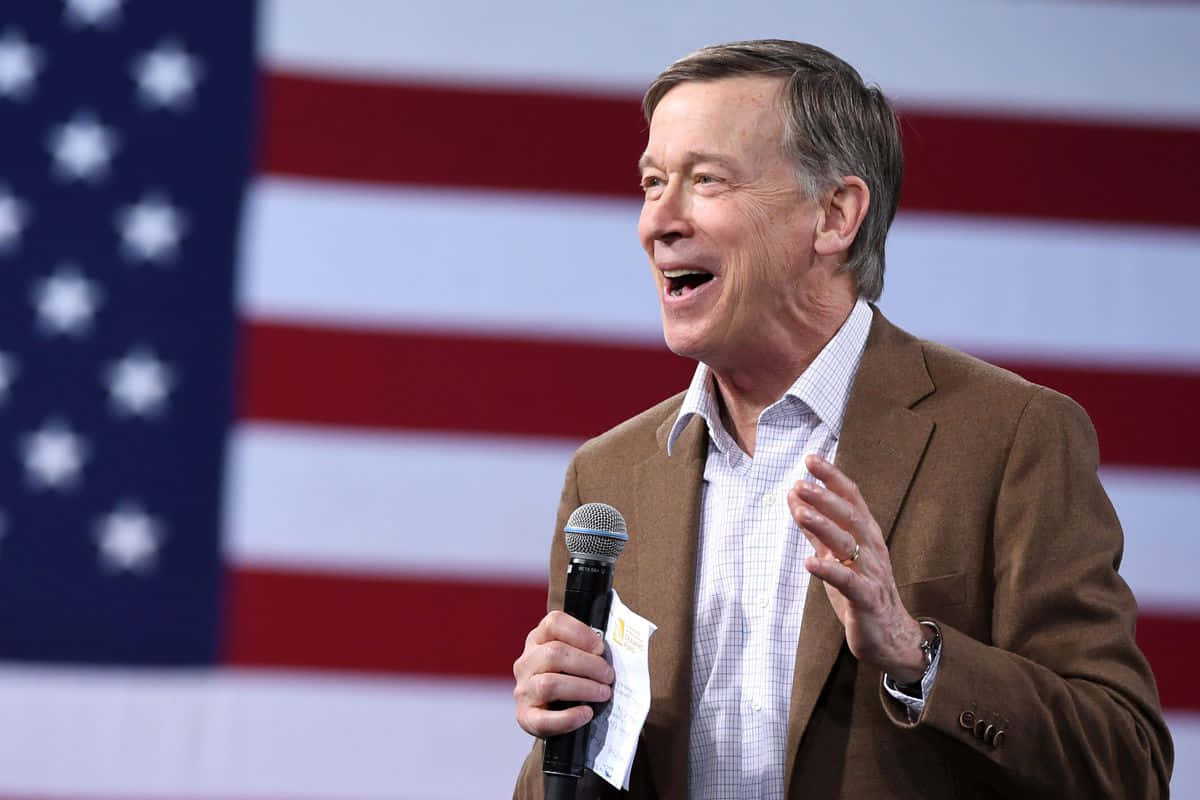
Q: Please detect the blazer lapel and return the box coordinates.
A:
[630,412,706,800]
[784,308,935,776]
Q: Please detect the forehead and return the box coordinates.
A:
[644,75,786,161]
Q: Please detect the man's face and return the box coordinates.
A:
[637,76,823,369]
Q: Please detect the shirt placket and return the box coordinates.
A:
[734,421,774,790]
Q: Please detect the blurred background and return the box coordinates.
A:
[0,0,1196,797]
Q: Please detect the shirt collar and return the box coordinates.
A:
[666,297,873,456]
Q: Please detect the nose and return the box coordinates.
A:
[639,180,693,246]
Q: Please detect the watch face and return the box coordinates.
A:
[919,621,941,667]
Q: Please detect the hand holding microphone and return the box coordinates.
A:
[512,503,628,799]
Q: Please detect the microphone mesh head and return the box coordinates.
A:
[564,502,628,562]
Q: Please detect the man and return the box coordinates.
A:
[512,40,1172,798]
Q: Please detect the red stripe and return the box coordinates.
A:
[259,72,645,200]
[994,361,1200,469]
[224,566,546,678]
[236,319,695,442]
[259,70,1200,228]
[897,109,1200,229]
[237,320,1200,470]
[224,565,1198,710]
[1137,611,1200,713]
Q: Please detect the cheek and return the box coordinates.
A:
[747,202,813,285]
[732,210,787,289]
[636,207,655,253]
[743,201,782,255]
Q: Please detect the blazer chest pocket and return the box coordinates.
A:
[896,571,967,615]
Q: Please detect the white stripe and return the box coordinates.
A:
[223,424,570,579]
[1104,467,1200,611]
[237,178,660,345]
[240,178,1200,366]
[0,665,528,798]
[884,213,1200,368]
[261,0,1200,123]
[0,663,1186,796]
[225,423,1200,611]
[1166,712,1200,797]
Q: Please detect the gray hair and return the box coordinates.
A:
[642,39,903,302]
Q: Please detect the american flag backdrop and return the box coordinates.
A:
[0,0,1197,797]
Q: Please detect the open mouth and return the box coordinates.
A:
[663,268,715,298]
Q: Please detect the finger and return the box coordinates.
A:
[517,671,613,708]
[529,610,606,655]
[518,703,595,738]
[792,479,868,542]
[794,480,878,546]
[527,638,615,684]
[790,495,858,561]
[805,554,872,606]
[788,490,832,557]
[805,455,870,513]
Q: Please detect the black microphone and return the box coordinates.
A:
[543,502,629,800]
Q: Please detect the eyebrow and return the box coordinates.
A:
[637,150,740,173]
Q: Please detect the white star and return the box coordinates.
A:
[0,188,30,252]
[48,111,119,182]
[104,347,175,417]
[94,502,164,573]
[32,264,103,336]
[0,29,43,100]
[116,194,186,263]
[0,351,18,404]
[20,419,89,491]
[132,40,202,110]
[63,0,124,29]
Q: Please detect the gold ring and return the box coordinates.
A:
[839,543,861,566]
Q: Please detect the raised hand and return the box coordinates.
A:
[787,454,926,683]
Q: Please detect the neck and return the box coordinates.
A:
[711,294,857,457]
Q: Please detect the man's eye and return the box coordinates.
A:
[640,176,664,191]
[695,174,719,185]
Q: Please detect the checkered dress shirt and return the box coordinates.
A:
[666,298,872,799]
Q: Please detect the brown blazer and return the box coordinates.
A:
[514,310,1172,798]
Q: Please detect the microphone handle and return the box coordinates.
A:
[542,556,616,788]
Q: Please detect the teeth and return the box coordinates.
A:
[663,269,709,278]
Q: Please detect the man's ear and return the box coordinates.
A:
[814,176,870,258]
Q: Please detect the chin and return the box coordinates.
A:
[661,327,710,363]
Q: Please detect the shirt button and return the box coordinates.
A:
[751,698,762,712]
[758,593,769,609]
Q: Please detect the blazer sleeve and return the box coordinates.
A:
[879,386,1174,797]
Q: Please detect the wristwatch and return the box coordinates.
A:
[895,620,942,697]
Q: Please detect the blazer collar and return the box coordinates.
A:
[626,410,705,800]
